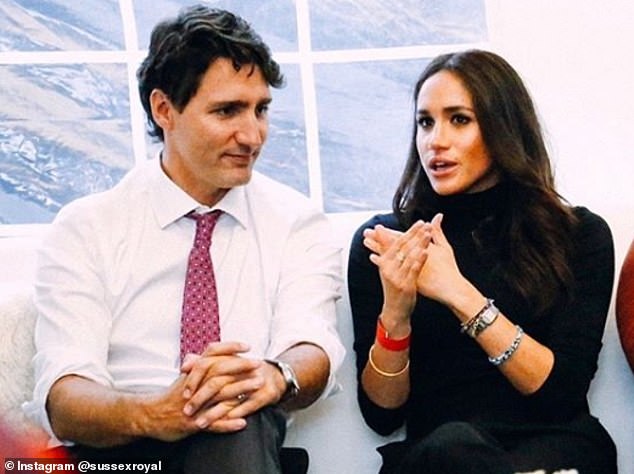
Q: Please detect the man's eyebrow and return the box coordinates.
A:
[210,97,273,108]
[210,99,247,108]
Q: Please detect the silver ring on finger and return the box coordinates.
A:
[236,393,248,403]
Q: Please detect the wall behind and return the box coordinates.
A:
[486,0,634,261]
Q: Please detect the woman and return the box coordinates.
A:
[348,50,617,474]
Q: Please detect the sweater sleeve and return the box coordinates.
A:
[347,214,406,435]
[526,207,615,419]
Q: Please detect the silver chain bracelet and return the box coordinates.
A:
[488,325,524,366]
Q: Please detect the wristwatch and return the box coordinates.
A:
[265,359,300,402]
[466,299,500,338]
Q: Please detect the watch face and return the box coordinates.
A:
[468,303,499,338]
[482,308,496,323]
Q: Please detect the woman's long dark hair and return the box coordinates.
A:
[393,49,577,315]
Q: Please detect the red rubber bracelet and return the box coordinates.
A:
[376,318,411,351]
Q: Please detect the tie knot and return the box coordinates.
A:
[189,209,221,221]
[189,209,221,227]
[188,210,222,247]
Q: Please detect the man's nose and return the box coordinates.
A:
[235,113,266,148]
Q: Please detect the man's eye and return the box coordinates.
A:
[215,105,238,116]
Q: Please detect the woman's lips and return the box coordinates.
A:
[428,158,458,176]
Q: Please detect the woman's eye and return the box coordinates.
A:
[417,116,433,128]
[452,114,471,125]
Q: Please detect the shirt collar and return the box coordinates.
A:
[147,155,249,229]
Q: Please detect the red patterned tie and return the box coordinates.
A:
[180,210,222,362]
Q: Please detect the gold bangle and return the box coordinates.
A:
[368,344,410,377]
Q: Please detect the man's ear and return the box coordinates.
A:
[149,89,173,131]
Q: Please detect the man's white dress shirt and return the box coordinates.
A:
[23,158,345,442]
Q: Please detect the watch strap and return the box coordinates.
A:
[264,359,300,402]
[461,298,500,338]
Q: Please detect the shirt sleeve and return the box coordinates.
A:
[526,207,615,419]
[23,200,114,442]
[347,214,406,435]
[265,207,346,399]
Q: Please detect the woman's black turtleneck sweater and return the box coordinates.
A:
[348,183,614,441]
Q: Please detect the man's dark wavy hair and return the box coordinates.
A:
[137,5,284,141]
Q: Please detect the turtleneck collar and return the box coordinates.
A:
[421,181,509,233]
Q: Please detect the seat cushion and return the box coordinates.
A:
[0,284,47,445]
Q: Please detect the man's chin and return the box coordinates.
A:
[225,168,253,188]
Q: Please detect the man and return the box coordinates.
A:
[24,6,344,473]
